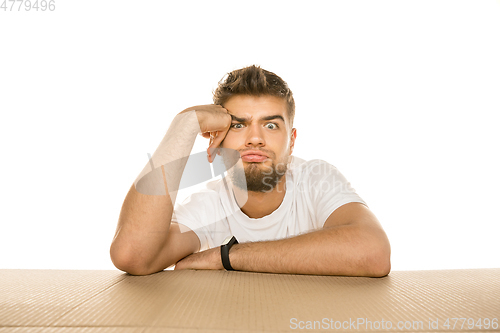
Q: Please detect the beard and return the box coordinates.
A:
[222,151,289,193]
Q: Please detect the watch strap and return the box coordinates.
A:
[221,236,238,271]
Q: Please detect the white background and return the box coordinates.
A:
[1,0,499,272]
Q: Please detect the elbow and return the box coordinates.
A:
[367,243,391,278]
[365,228,391,277]
[369,255,391,277]
[110,243,156,276]
[112,259,152,276]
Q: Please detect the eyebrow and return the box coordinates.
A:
[230,114,285,123]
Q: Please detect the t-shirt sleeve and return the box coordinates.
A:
[306,159,367,228]
[171,190,230,251]
[170,191,216,251]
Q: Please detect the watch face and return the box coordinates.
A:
[222,236,233,246]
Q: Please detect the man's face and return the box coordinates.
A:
[220,95,297,192]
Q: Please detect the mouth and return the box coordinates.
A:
[241,150,269,163]
[241,155,268,163]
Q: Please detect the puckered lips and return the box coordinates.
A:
[241,149,269,163]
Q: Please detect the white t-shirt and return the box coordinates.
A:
[172,156,367,251]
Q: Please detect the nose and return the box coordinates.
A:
[245,123,265,147]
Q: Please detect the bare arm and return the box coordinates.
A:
[110,105,231,275]
[230,203,390,276]
[175,202,391,277]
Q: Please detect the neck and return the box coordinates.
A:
[232,175,287,219]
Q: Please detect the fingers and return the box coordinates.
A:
[196,106,230,137]
[207,130,228,163]
[209,132,216,146]
[207,132,218,163]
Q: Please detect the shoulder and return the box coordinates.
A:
[174,179,223,214]
[183,179,222,200]
[172,179,228,232]
[289,156,357,199]
[289,156,340,180]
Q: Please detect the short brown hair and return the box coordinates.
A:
[213,65,295,127]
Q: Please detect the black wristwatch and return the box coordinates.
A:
[220,236,238,271]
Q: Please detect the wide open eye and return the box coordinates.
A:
[231,123,244,129]
[265,123,279,130]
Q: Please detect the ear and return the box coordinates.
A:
[289,128,297,153]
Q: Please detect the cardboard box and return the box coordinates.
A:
[1,268,499,332]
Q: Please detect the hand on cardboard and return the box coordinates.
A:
[174,247,224,271]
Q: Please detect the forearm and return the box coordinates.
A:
[229,224,391,277]
[110,111,201,270]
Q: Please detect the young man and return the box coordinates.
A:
[110,65,391,277]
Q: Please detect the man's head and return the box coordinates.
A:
[213,65,297,193]
[213,65,295,129]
